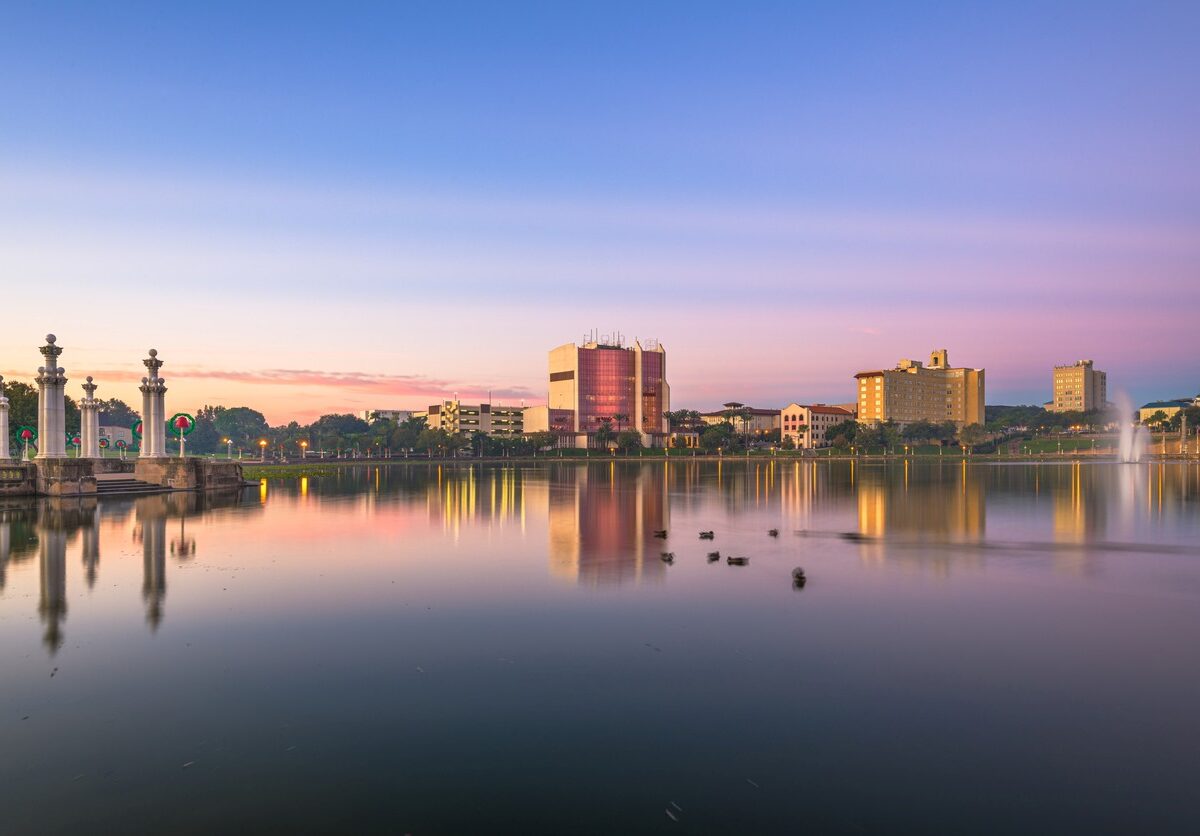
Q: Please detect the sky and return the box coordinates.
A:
[1,1,1197,423]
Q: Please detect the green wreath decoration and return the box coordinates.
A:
[17,425,37,442]
[168,412,197,437]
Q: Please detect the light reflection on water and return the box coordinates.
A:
[1,461,1199,834]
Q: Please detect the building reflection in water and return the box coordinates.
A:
[35,500,98,654]
[779,459,856,528]
[81,504,100,588]
[2,488,255,654]
[425,464,527,534]
[855,461,986,573]
[1051,461,1109,547]
[138,497,169,630]
[545,462,668,586]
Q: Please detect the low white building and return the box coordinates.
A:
[781,404,854,449]
[362,409,414,423]
[98,424,134,448]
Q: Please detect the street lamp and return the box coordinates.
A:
[259,439,267,461]
[223,437,232,459]
[300,440,309,458]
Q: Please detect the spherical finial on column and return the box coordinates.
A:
[46,334,57,344]
[38,366,45,374]
[87,375,93,382]
[142,377,149,385]
[148,348,157,357]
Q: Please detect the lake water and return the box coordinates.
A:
[2,460,1199,834]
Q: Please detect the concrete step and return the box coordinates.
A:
[95,478,169,496]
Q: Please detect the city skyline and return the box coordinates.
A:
[3,3,1198,420]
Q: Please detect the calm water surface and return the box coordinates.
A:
[2,460,1199,834]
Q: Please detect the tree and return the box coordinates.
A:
[528,431,556,452]
[417,428,451,456]
[824,419,858,445]
[828,432,851,449]
[937,421,959,444]
[958,423,987,448]
[97,397,139,427]
[593,420,615,449]
[855,424,885,450]
[612,413,630,433]
[664,409,702,431]
[700,423,736,452]
[880,420,902,452]
[1144,410,1169,430]
[187,408,221,454]
[310,413,370,436]
[212,407,270,450]
[390,415,428,452]
[616,430,642,453]
[901,420,939,443]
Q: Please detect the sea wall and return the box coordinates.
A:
[34,459,98,497]
[0,464,38,496]
[134,459,244,491]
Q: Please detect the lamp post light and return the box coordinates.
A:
[223,438,232,459]
[259,439,267,461]
[300,440,309,459]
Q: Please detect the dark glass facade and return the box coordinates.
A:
[577,346,635,433]
[639,351,665,434]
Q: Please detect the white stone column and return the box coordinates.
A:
[139,377,153,457]
[140,349,167,459]
[54,368,67,457]
[0,375,9,460]
[80,376,101,459]
[36,367,46,457]
[36,335,67,459]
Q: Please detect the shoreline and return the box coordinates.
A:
[239,452,1200,477]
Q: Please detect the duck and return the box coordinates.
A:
[698,530,715,540]
[660,552,675,564]
[768,528,779,537]
[792,566,807,582]
[653,530,668,539]
[706,551,721,562]
[727,556,749,566]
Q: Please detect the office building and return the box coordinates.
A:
[1049,361,1107,413]
[855,349,985,427]
[529,337,669,447]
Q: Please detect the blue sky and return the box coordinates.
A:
[2,1,1197,420]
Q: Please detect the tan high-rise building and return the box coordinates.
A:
[1049,360,1106,413]
[854,349,984,427]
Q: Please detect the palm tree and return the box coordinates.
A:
[612,413,630,433]
[594,420,615,450]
